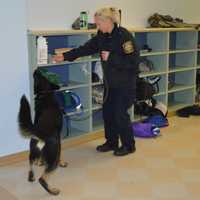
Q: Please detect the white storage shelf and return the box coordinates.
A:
[28,27,200,139]
[38,57,99,67]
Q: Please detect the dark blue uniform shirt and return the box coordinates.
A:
[64,24,140,89]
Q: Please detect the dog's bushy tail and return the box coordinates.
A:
[18,95,42,140]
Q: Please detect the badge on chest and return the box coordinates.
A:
[122,41,134,54]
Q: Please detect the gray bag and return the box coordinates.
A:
[148,13,200,29]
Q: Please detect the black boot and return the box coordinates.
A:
[113,146,136,156]
[96,142,118,152]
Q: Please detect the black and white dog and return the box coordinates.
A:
[18,69,67,195]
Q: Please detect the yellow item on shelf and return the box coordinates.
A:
[54,48,73,55]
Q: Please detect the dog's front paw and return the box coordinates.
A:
[49,188,60,195]
[39,177,60,195]
[28,170,35,182]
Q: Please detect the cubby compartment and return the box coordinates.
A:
[62,109,91,138]
[139,55,168,76]
[70,86,90,112]
[168,70,195,92]
[38,35,67,56]
[169,52,195,72]
[56,86,90,118]
[67,62,90,87]
[135,31,168,54]
[168,89,195,112]
[60,86,91,138]
[92,109,104,131]
[92,85,103,110]
[36,34,91,66]
[40,62,90,89]
[169,31,197,51]
[46,34,90,55]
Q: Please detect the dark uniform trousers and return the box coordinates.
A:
[103,87,135,149]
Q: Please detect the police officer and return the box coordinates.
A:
[53,7,140,156]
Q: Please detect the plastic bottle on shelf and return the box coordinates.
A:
[80,11,88,30]
[37,36,48,64]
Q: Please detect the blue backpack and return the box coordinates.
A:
[55,90,82,114]
[143,115,169,128]
[132,122,160,138]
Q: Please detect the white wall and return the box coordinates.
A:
[27,0,200,30]
[0,1,29,157]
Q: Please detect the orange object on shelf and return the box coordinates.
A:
[54,48,73,55]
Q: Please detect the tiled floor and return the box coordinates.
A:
[1,116,200,200]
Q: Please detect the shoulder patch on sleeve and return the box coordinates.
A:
[122,41,134,54]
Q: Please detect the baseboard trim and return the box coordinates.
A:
[0,130,104,167]
[61,130,104,150]
[0,151,29,167]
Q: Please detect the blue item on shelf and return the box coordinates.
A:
[143,115,169,128]
[55,91,82,114]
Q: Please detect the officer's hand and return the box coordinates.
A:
[52,54,64,63]
[101,51,110,61]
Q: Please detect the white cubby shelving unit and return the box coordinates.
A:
[28,27,199,139]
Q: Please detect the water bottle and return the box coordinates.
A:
[37,36,48,64]
[80,11,88,29]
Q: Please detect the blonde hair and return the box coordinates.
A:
[95,7,121,25]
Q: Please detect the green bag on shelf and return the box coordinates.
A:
[39,68,61,86]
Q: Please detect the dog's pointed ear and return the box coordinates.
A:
[33,69,41,78]
[33,69,44,94]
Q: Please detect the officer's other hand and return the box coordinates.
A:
[52,54,64,63]
[101,51,110,61]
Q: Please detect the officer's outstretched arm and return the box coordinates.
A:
[63,35,99,61]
